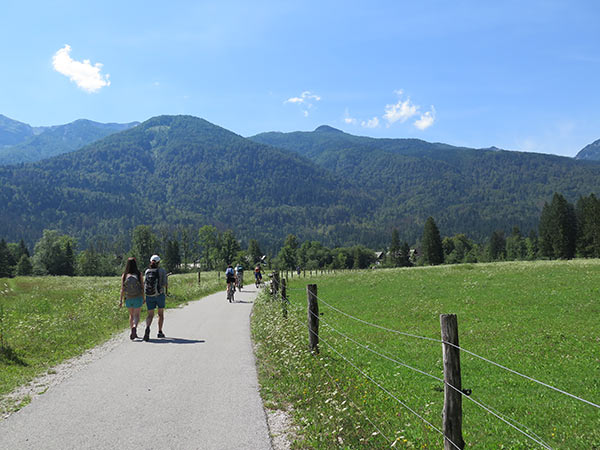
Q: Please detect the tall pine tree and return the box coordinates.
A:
[539,193,577,259]
[421,217,443,265]
[0,239,14,278]
[389,228,401,267]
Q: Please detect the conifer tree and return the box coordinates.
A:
[164,239,181,273]
[421,217,443,265]
[539,193,577,259]
[16,254,33,276]
[488,231,506,261]
[576,194,600,257]
[248,239,263,265]
[398,241,412,267]
[132,225,157,268]
[0,239,14,278]
[389,228,400,267]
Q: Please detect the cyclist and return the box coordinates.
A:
[254,265,262,287]
[235,263,244,290]
[225,264,236,302]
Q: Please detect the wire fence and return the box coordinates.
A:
[265,274,599,449]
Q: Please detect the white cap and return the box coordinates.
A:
[150,254,161,262]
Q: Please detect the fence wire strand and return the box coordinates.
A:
[299,300,554,450]
[310,292,600,410]
[284,310,463,450]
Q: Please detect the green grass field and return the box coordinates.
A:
[251,261,600,449]
[0,271,222,412]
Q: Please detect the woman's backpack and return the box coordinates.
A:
[124,274,143,298]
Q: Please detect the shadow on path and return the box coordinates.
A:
[142,337,206,344]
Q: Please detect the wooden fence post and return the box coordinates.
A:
[197,271,201,284]
[307,284,319,353]
[281,278,287,319]
[440,314,465,450]
[272,272,280,300]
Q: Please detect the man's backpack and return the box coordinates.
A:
[145,268,161,296]
[124,274,142,298]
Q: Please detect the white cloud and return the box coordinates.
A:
[52,45,111,93]
[383,93,418,126]
[344,108,357,125]
[284,90,321,104]
[284,90,321,116]
[361,116,380,128]
[414,106,436,130]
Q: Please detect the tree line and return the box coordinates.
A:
[418,193,600,265]
[1,192,599,278]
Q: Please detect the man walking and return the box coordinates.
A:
[144,254,169,341]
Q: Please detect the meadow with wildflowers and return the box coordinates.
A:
[252,261,600,449]
[0,272,222,413]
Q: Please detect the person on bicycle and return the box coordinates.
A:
[254,265,262,286]
[225,264,235,301]
[235,263,244,289]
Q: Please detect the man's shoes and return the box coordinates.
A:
[157,331,165,338]
[130,327,137,340]
[143,327,150,342]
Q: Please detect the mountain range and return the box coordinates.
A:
[0,115,138,165]
[575,139,600,161]
[0,114,599,251]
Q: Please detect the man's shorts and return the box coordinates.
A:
[227,276,236,285]
[146,293,166,310]
[125,296,144,308]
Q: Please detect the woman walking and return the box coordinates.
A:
[120,257,145,340]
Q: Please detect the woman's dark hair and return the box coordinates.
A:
[123,257,142,280]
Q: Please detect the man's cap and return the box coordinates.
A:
[150,255,161,262]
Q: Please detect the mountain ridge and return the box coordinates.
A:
[0,115,373,250]
[575,139,600,161]
[0,116,139,165]
[1,114,600,250]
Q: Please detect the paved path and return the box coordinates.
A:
[0,286,272,450]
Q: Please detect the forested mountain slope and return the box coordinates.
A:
[575,139,600,161]
[2,115,599,251]
[0,118,139,165]
[250,127,600,241]
[0,114,40,147]
[0,115,373,249]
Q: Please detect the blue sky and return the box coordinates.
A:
[1,0,599,156]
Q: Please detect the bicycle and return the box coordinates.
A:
[227,281,235,303]
[236,273,243,291]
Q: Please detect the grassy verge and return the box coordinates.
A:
[0,271,222,408]
[251,261,600,449]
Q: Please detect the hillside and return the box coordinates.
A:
[0,115,373,250]
[250,127,600,241]
[0,118,139,165]
[0,114,39,146]
[2,116,600,251]
[575,139,600,161]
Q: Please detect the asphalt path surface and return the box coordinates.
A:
[0,285,272,450]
